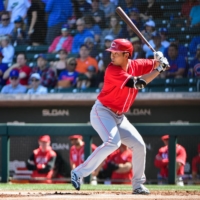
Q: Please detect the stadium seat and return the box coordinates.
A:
[173,86,197,92]
[139,87,149,93]
[14,45,29,53]
[188,78,198,86]
[148,78,166,87]
[27,45,49,53]
[172,78,189,86]
[149,87,172,92]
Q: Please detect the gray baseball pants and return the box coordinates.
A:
[73,100,146,189]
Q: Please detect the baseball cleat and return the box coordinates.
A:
[133,185,150,195]
[71,171,81,191]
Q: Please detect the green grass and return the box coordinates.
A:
[0,184,199,191]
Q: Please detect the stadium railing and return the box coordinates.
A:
[1,123,200,184]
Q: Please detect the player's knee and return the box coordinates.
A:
[108,140,121,150]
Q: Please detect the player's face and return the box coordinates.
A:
[70,138,79,146]
[39,141,50,152]
[163,139,169,146]
[110,51,129,66]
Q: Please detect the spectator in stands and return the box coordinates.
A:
[181,0,199,20]
[141,20,156,43]
[1,69,27,94]
[0,52,8,88]
[189,36,200,57]
[138,0,162,21]
[192,144,200,183]
[68,0,82,27]
[71,18,94,54]
[145,32,165,58]
[118,23,139,41]
[130,37,145,59]
[50,49,68,77]
[99,0,115,25]
[7,0,31,23]
[154,135,187,186]
[0,35,14,64]
[99,35,114,70]
[77,0,92,17]
[158,28,170,48]
[164,37,188,59]
[69,134,97,169]
[123,0,140,15]
[27,0,47,46]
[164,44,187,78]
[188,4,200,27]
[31,54,57,89]
[84,37,99,59]
[76,65,97,90]
[188,44,200,77]
[101,15,121,48]
[91,0,105,29]
[57,57,79,89]
[27,73,48,94]
[0,11,14,37]
[48,24,73,53]
[45,0,73,45]
[84,15,102,44]
[128,7,142,31]
[11,16,27,46]
[26,135,57,183]
[3,53,31,85]
[76,44,98,73]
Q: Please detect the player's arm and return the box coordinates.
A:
[37,155,56,173]
[70,160,76,170]
[125,56,169,89]
[26,153,37,170]
[115,162,132,173]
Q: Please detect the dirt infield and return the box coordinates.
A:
[0,190,200,200]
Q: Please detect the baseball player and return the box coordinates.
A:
[69,135,97,170]
[154,135,187,186]
[26,135,57,183]
[71,38,169,194]
[191,144,200,182]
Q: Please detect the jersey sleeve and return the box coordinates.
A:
[132,59,155,76]
[105,64,132,88]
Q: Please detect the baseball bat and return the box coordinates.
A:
[116,7,156,52]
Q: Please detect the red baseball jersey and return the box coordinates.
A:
[70,144,97,167]
[154,144,187,177]
[31,146,57,180]
[192,155,200,173]
[98,59,155,113]
[110,148,133,184]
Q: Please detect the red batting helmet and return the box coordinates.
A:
[106,39,134,57]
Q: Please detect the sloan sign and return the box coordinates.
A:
[42,109,70,117]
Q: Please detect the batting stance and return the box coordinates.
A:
[71,39,169,194]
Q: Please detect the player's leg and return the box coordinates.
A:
[117,115,149,194]
[72,100,121,181]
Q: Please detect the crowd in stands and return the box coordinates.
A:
[0,0,200,94]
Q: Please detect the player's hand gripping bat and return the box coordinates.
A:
[115,7,170,72]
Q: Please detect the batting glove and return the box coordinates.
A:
[153,51,164,61]
[156,57,170,73]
